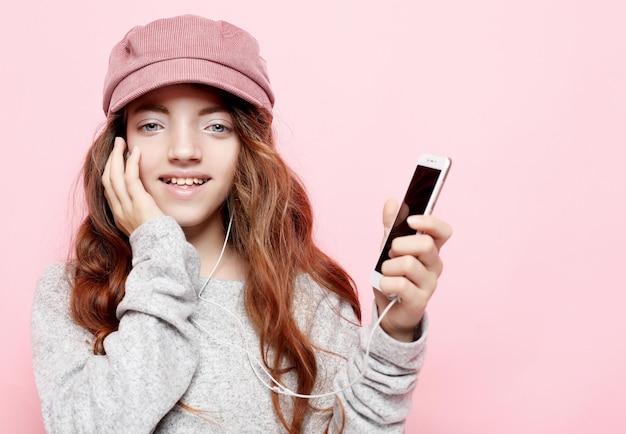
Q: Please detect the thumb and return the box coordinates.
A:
[382,198,399,240]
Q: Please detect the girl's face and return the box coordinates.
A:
[125,84,240,233]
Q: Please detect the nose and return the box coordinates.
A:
[168,126,201,163]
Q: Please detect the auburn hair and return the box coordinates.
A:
[70,90,361,433]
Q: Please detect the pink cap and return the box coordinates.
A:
[102,15,274,114]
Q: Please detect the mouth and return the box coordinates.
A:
[160,177,210,186]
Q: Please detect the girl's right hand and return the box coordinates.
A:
[102,137,164,236]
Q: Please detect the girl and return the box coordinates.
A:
[31,15,452,433]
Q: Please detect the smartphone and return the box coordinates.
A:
[370,153,451,292]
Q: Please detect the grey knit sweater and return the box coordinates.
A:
[31,216,427,433]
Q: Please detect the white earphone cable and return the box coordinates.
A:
[197,211,234,298]
[191,297,398,399]
[192,209,400,399]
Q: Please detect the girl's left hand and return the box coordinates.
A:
[374,199,452,342]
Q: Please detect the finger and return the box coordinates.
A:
[382,199,399,229]
[380,199,399,247]
[102,145,122,211]
[108,137,133,211]
[123,146,145,200]
[406,215,452,250]
[381,254,440,292]
[389,233,443,272]
[379,274,431,305]
[377,274,429,327]
[121,145,165,230]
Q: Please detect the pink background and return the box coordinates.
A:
[1,1,625,432]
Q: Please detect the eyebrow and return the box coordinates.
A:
[131,103,169,114]
[199,106,230,116]
[130,103,230,116]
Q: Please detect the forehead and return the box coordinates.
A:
[126,84,229,112]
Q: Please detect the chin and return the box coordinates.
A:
[156,199,225,231]
[170,213,213,228]
[163,206,222,229]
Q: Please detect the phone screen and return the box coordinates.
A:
[374,165,442,273]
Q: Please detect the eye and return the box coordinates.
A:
[206,123,231,133]
[139,122,163,133]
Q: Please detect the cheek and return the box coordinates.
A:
[125,129,152,151]
[126,135,160,182]
[208,139,239,178]
[223,149,240,183]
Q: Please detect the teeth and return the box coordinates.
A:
[162,177,208,186]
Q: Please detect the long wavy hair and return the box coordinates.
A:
[70,89,361,433]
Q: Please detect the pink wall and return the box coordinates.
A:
[2,1,625,432]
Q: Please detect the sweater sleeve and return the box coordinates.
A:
[31,216,201,434]
[309,288,427,433]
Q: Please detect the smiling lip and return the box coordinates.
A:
[159,172,211,199]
